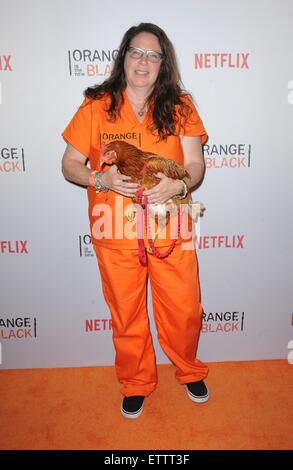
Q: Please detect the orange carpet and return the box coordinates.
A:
[0,360,292,450]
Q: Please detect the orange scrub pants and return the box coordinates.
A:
[93,243,208,397]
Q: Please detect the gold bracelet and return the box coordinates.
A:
[176,179,189,199]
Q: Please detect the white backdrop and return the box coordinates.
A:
[1,0,292,369]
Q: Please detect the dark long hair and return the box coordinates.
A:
[84,23,192,140]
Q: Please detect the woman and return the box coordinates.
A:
[62,23,209,419]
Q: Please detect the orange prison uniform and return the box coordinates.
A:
[62,91,209,396]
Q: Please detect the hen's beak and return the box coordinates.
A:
[100,150,116,166]
[100,158,114,166]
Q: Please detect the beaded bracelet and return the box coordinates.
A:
[88,170,108,193]
[94,171,109,193]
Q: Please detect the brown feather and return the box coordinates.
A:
[102,140,190,194]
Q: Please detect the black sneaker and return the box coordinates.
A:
[121,396,145,419]
[185,380,209,403]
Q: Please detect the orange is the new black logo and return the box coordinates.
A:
[0,316,37,340]
[203,143,252,169]
[0,147,26,173]
[68,49,118,77]
[78,234,94,257]
[202,311,245,333]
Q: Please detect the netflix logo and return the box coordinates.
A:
[0,55,12,72]
[85,318,112,332]
[195,52,250,69]
[196,235,245,250]
[0,241,29,255]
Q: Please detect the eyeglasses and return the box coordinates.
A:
[127,46,163,63]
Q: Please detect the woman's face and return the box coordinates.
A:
[124,32,162,94]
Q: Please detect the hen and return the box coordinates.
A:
[100,140,204,240]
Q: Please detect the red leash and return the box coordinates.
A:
[136,187,181,265]
[136,187,147,266]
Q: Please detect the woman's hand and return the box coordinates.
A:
[101,165,140,197]
[142,172,182,204]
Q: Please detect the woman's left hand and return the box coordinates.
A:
[142,172,181,204]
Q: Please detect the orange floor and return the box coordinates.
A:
[0,360,292,450]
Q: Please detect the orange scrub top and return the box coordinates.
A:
[62,91,208,249]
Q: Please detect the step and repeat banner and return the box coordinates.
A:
[1,0,292,369]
